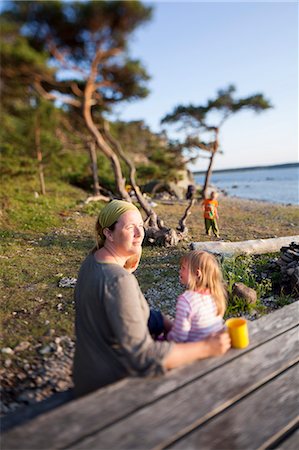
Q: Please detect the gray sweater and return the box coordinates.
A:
[73,253,173,397]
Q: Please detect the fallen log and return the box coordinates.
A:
[191,236,299,256]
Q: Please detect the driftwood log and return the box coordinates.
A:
[143,225,180,247]
[177,198,195,234]
[191,236,299,256]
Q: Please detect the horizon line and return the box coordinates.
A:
[192,161,298,174]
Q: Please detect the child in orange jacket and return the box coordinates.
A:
[202,191,220,238]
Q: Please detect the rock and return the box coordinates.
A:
[14,341,31,353]
[276,241,299,295]
[232,282,257,305]
[58,277,77,288]
[17,391,36,404]
[39,345,52,355]
[1,347,14,355]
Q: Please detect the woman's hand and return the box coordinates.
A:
[206,330,231,356]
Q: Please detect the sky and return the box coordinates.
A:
[114,0,298,172]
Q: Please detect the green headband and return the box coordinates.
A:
[96,200,139,246]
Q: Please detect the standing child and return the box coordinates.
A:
[167,250,227,342]
[202,191,220,238]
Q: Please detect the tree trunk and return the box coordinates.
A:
[102,121,159,228]
[202,129,219,199]
[35,114,46,195]
[101,121,187,246]
[83,77,131,202]
[202,152,216,199]
[87,139,100,196]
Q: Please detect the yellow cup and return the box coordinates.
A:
[225,317,249,349]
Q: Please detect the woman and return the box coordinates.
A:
[73,200,230,397]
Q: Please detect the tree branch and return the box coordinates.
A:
[34,80,81,107]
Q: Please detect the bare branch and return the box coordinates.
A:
[47,38,87,77]
[70,82,84,97]
[177,198,196,234]
[34,80,81,107]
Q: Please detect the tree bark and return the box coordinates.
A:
[82,53,131,202]
[35,113,46,195]
[202,129,219,199]
[87,139,100,196]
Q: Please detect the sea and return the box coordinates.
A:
[193,164,299,205]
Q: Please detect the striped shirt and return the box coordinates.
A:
[167,290,224,342]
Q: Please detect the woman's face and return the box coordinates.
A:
[109,209,144,257]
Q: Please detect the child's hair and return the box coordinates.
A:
[181,250,227,316]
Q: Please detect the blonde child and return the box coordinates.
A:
[167,250,227,342]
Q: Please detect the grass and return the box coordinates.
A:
[1,176,299,360]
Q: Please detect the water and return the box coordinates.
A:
[194,165,299,205]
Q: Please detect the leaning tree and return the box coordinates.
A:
[161,85,272,199]
[4,0,189,244]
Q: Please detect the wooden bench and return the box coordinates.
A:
[2,301,299,450]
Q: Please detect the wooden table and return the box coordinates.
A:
[3,301,299,450]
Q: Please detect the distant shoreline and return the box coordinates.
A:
[193,161,298,175]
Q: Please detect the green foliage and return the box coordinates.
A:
[161,85,272,167]
[274,295,294,308]
[221,254,273,316]
[136,164,160,180]
[222,255,273,299]
[5,0,152,106]
[1,2,189,196]
[162,85,272,130]
[1,22,48,67]
[0,17,53,112]
[1,100,62,179]
[81,200,107,217]
[1,1,165,197]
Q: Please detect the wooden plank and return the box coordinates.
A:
[2,302,298,450]
[246,301,298,345]
[273,426,299,450]
[168,365,299,450]
[258,417,299,450]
